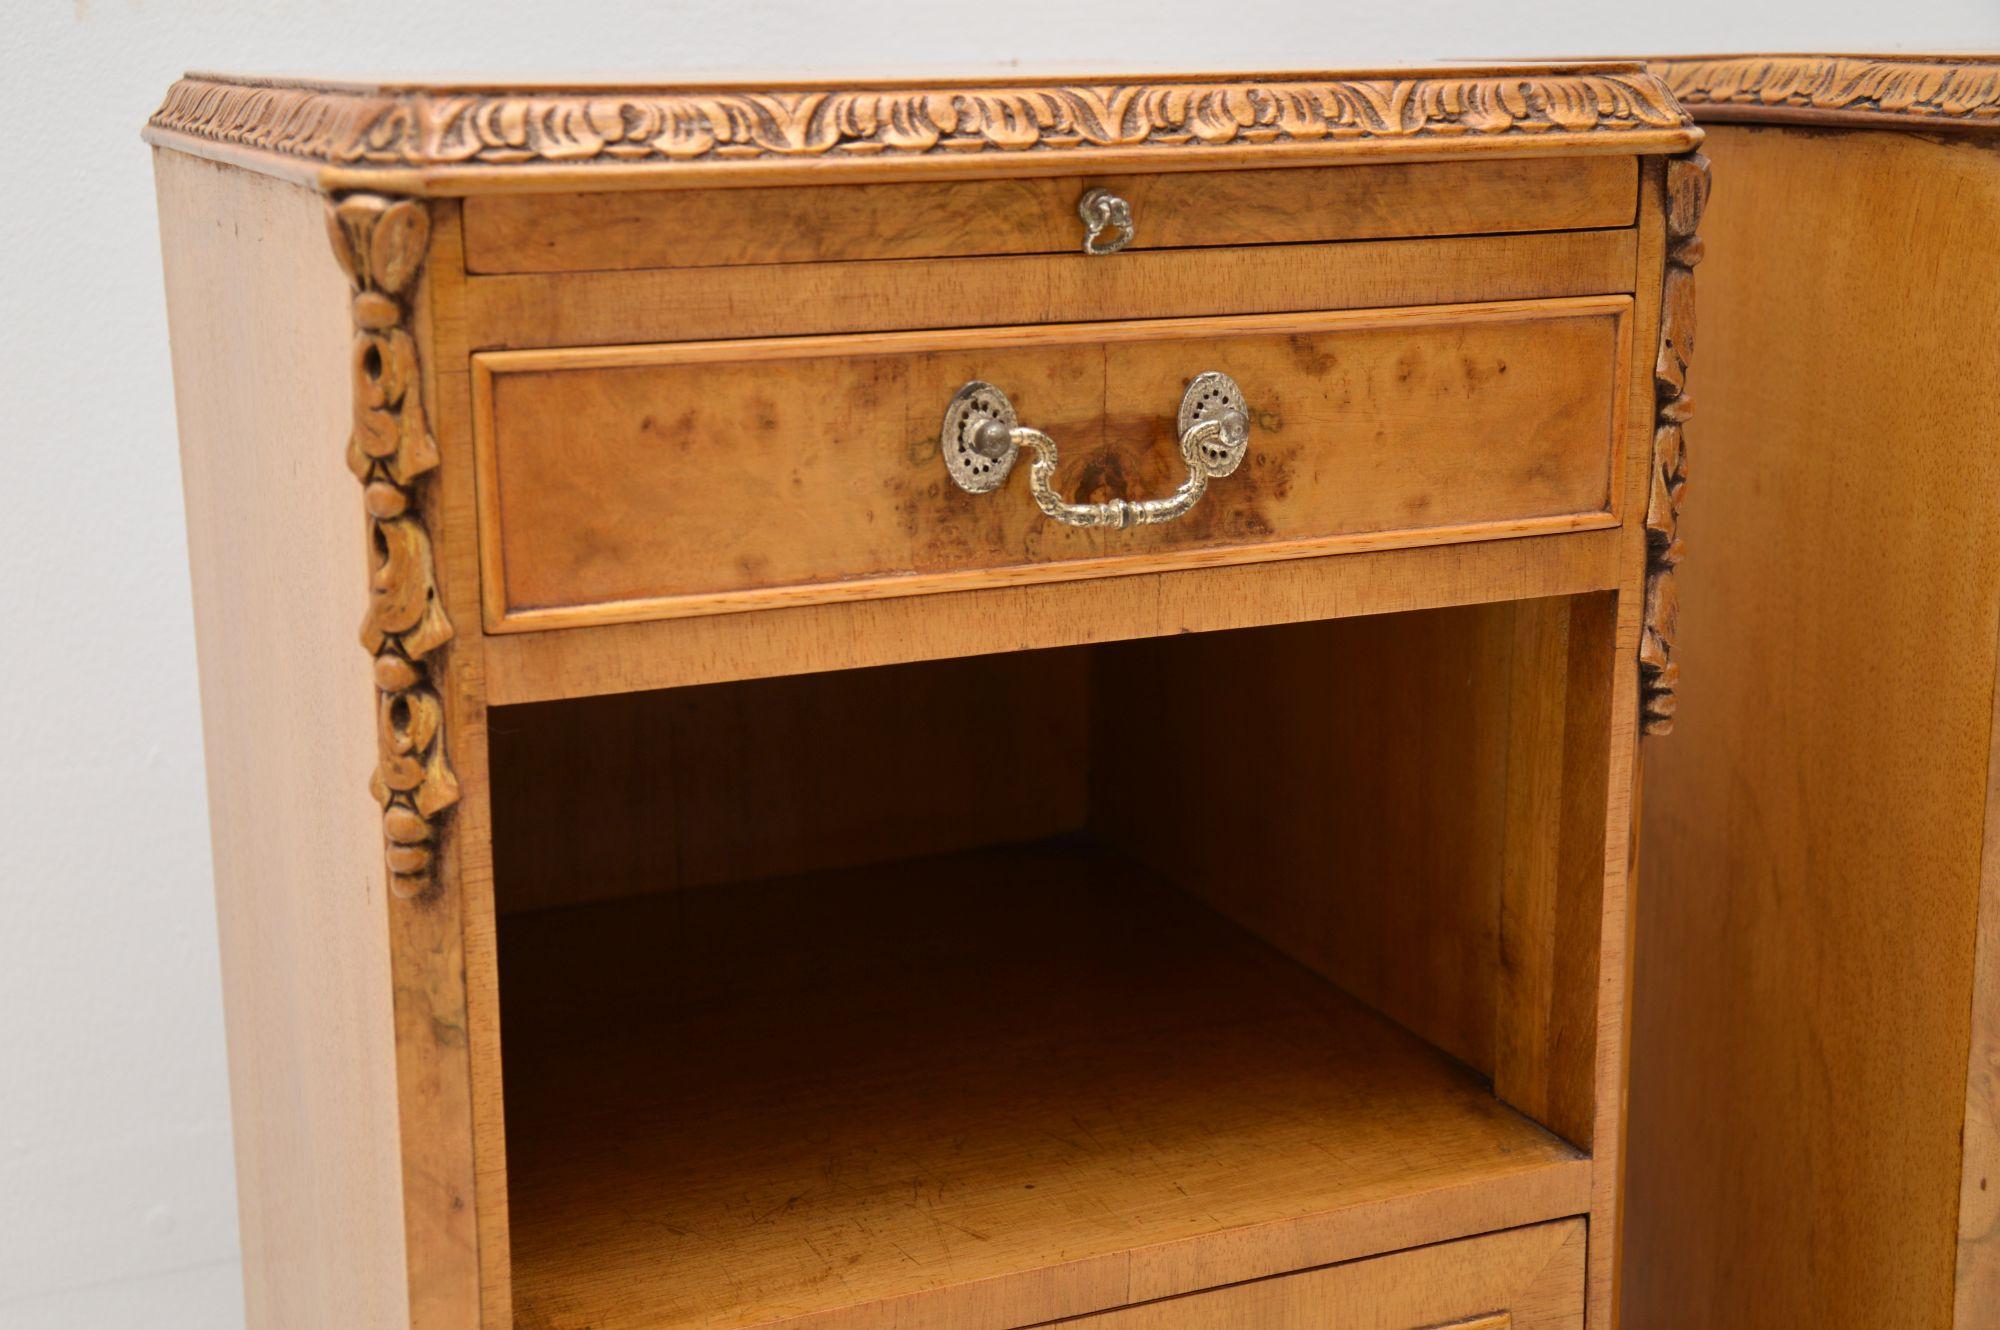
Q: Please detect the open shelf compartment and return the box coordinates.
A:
[487,597,1617,1330]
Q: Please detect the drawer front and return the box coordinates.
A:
[1051,1220,1584,1330]
[462,156,1636,274]
[474,298,1630,631]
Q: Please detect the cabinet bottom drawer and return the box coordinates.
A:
[1051,1221,1584,1330]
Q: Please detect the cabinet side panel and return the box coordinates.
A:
[1967,610,2000,1328]
[1626,125,2000,1330]
[155,150,411,1330]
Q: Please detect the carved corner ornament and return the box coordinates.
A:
[1641,151,1709,737]
[326,194,459,896]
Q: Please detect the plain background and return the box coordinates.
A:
[6,3,2000,1326]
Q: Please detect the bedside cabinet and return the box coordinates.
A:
[147,65,1702,1330]
[1627,54,2000,1330]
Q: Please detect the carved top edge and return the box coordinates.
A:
[1657,54,2000,129]
[145,66,1698,191]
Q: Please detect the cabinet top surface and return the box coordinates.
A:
[146,62,1699,195]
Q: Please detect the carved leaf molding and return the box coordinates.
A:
[1640,150,1709,738]
[1659,56,2000,126]
[328,193,460,896]
[152,71,1692,168]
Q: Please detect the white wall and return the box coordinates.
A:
[5,3,1997,1327]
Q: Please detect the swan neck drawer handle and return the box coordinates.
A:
[939,372,1252,530]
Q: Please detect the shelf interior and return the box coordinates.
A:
[500,840,1590,1330]
[488,598,1618,1330]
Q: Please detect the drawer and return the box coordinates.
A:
[1054,1220,1585,1329]
[462,156,1637,274]
[473,297,1630,631]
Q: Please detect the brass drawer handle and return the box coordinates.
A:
[940,373,1251,529]
[1077,187,1134,255]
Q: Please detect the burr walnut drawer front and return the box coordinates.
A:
[459,156,1637,273]
[472,297,1631,631]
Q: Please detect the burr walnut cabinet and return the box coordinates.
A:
[146,64,1702,1330]
[1626,54,2000,1330]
